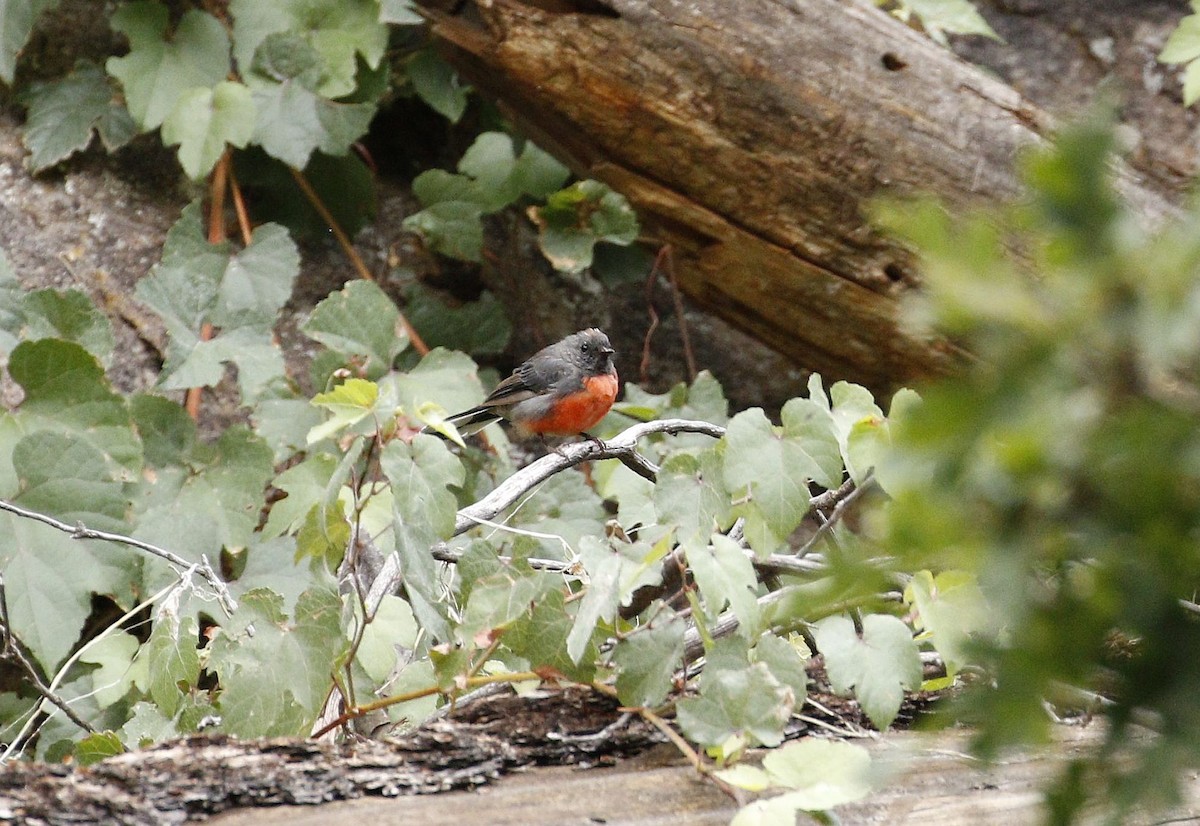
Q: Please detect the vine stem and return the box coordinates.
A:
[311,670,544,739]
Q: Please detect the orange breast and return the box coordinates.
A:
[523,373,619,435]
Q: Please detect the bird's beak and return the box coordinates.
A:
[601,345,615,355]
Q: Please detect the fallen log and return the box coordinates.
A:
[421,0,1177,394]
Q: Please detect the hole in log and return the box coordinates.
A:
[881,52,907,71]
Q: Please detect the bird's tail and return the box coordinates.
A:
[419,406,501,439]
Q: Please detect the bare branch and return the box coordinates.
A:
[452,418,726,536]
[0,498,237,616]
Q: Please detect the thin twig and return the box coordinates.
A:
[0,499,236,616]
[639,245,671,386]
[0,577,96,736]
[660,246,697,381]
[793,471,876,559]
[288,167,429,356]
[0,577,188,762]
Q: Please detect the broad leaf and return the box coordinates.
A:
[303,280,406,377]
[676,661,792,749]
[7,339,141,480]
[19,60,135,170]
[161,80,255,179]
[612,614,684,708]
[107,4,231,130]
[814,614,921,730]
[230,0,387,99]
[209,586,345,737]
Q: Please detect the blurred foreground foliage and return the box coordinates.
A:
[877,114,1200,823]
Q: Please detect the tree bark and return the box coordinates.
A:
[422,0,1178,395]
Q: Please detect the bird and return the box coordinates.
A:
[428,328,619,440]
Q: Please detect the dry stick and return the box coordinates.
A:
[185,150,235,420]
[312,669,545,739]
[287,167,430,356]
[228,165,254,247]
[0,499,237,616]
[589,680,742,802]
[660,246,698,381]
[638,245,672,386]
[0,576,96,736]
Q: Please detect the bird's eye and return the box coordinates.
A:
[580,342,590,353]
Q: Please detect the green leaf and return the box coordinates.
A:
[209,586,345,737]
[688,534,760,637]
[508,468,608,554]
[752,633,809,703]
[19,60,135,171]
[380,0,423,25]
[233,535,335,613]
[653,450,731,551]
[120,702,176,747]
[262,453,340,539]
[7,339,141,480]
[355,594,419,683]
[308,378,381,443]
[505,588,598,683]
[134,426,273,581]
[828,379,889,484]
[462,568,556,642]
[230,0,387,99]
[134,202,225,336]
[0,251,21,354]
[1160,13,1200,64]
[814,614,921,730]
[408,48,469,122]
[250,78,376,168]
[530,180,640,274]
[253,397,325,462]
[403,200,485,262]
[0,0,61,83]
[130,394,196,468]
[303,280,406,377]
[159,327,287,402]
[1183,59,1200,107]
[13,431,127,527]
[74,731,124,766]
[295,499,350,570]
[381,435,466,640]
[0,511,131,672]
[107,4,231,130]
[723,405,837,554]
[389,348,486,426]
[20,288,115,364]
[905,569,992,676]
[403,284,512,357]
[136,205,298,402]
[81,631,145,708]
[213,223,301,328]
[724,739,873,821]
[141,607,201,718]
[612,615,685,707]
[566,541,624,662]
[676,661,792,749]
[904,0,1000,42]
[161,80,256,179]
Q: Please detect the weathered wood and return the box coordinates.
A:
[421,0,1177,394]
[0,689,660,825]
